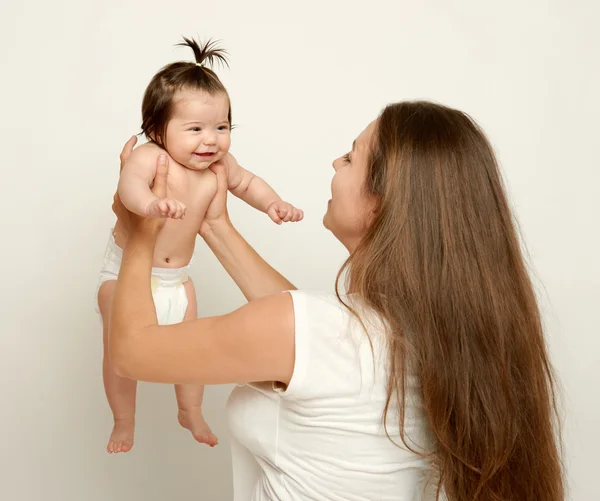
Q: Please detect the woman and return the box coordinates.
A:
[110,101,564,501]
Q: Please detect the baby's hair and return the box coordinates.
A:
[177,37,229,69]
[140,37,231,149]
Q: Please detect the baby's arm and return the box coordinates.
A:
[118,145,185,218]
[224,154,303,224]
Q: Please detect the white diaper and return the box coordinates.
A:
[95,230,190,325]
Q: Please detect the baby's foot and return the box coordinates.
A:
[178,407,219,447]
[107,417,134,454]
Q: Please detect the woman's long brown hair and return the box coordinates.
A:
[337,101,563,500]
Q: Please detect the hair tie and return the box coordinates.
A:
[195,62,204,68]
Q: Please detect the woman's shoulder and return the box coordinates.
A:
[274,290,389,400]
[288,290,385,331]
[287,290,348,325]
[288,289,360,309]
[285,289,388,360]
[288,289,342,308]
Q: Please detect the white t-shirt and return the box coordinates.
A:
[227,291,437,501]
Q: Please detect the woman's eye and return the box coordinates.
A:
[342,153,351,164]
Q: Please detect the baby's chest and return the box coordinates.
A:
[167,167,217,212]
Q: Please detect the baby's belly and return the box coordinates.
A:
[113,219,199,269]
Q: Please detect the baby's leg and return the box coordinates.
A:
[99,280,137,454]
[175,279,219,447]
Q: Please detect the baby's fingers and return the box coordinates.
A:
[280,207,293,223]
[174,202,186,219]
[292,208,304,222]
[168,200,179,218]
[157,200,170,217]
[166,200,185,219]
[268,205,283,225]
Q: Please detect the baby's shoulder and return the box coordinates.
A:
[127,141,166,165]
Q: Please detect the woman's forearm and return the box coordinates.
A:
[109,232,159,365]
[200,220,296,301]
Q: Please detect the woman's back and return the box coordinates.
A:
[227,291,436,500]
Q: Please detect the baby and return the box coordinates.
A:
[96,37,303,454]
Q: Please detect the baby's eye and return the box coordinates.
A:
[190,127,201,132]
[217,125,230,131]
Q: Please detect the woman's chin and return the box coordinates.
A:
[322,210,330,230]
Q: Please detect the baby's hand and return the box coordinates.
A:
[266,201,304,225]
[146,198,186,219]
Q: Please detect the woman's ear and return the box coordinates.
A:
[365,194,380,228]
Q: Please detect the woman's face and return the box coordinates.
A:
[323,120,379,252]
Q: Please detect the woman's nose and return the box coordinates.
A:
[332,158,340,171]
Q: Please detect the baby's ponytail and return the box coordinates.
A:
[177,37,229,71]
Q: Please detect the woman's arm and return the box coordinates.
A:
[115,142,297,301]
[110,154,296,386]
[111,232,296,385]
[199,160,297,302]
[201,219,296,302]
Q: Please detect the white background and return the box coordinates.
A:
[1,1,598,499]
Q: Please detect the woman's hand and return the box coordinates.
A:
[199,156,233,237]
[112,136,169,239]
[112,136,136,240]
[119,135,137,171]
[198,153,296,300]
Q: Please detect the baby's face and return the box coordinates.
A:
[164,89,231,170]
